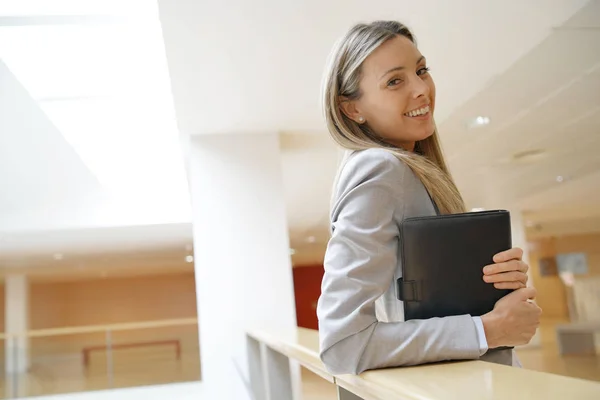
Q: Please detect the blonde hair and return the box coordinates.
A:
[322,21,465,215]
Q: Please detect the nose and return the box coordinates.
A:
[410,75,429,99]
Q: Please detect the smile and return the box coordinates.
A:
[404,105,430,117]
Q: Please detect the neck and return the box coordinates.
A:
[390,140,416,152]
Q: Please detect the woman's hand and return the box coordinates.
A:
[481,287,542,348]
[482,247,529,290]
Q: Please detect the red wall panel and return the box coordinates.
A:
[292,265,324,330]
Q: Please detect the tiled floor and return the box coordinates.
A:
[300,319,600,400]
[516,319,600,382]
[300,368,338,400]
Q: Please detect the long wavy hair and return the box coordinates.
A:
[322,20,465,214]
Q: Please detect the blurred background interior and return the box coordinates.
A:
[0,0,599,399]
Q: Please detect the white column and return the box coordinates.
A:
[5,274,29,374]
[511,210,541,348]
[188,133,300,399]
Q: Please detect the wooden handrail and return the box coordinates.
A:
[0,317,198,339]
[335,360,600,400]
[247,327,333,383]
[247,328,600,400]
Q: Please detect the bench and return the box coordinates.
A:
[556,322,600,355]
[82,339,181,367]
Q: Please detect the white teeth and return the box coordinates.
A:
[405,105,430,117]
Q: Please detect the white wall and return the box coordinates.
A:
[188,133,300,399]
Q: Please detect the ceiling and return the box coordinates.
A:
[0,223,194,282]
[0,249,195,284]
[0,0,598,275]
[158,0,599,264]
[158,0,591,135]
[0,223,193,260]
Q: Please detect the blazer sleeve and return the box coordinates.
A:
[316,149,481,375]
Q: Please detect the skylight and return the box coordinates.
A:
[0,1,191,224]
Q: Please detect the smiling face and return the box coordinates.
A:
[340,35,436,151]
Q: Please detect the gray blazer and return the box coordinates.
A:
[316,148,517,375]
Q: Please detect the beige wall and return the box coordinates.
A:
[554,234,600,275]
[528,233,600,319]
[29,272,198,329]
[0,272,198,330]
[0,272,199,359]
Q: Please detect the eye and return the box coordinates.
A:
[417,67,430,76]
[387,78,403,87]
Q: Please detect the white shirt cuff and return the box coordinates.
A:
[471,316,489,356]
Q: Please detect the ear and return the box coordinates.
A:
[339,97,365,124]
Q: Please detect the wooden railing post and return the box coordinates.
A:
[264,345,293,400]
[247,335,266,400]
[337,386,365,400]
[106,329,114,388]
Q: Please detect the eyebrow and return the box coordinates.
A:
[379,56,426,79]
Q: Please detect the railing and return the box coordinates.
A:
[0,317,200,399]
[247,328,600,400]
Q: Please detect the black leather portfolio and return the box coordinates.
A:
[396,210,513,321]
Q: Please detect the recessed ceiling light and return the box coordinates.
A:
[185,255,194,263]
[53,253,63,260]
[556,175,566,183]
[306,236,316,243]
[289,248,296,255]
[467,116,491,128]
[476,116,490,125]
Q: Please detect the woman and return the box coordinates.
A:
[316,20,542,375]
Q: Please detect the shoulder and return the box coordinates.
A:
[337,148,409,192]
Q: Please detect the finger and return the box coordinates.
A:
[494,281,526,290]
[483,260,527,275]
[524,302,542,320]
[516,286,537,301]
[493,247,523,263]
[484,271,527,284]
